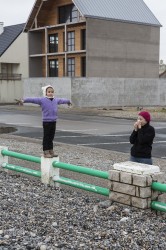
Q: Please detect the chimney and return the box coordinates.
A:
[0,22,4,35]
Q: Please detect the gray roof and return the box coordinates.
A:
[0,23,25,57]
[73,0,161,27]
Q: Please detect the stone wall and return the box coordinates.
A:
[108,161,166,209]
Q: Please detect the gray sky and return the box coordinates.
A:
[0,0,166,62]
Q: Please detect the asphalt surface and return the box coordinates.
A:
[1,107,166,158]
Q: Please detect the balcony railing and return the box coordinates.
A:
[0,73,22,80]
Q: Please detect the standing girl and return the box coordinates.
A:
[129,111,155,165]
[21,85,71,158]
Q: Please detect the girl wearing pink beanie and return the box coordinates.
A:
[129,111,155,165]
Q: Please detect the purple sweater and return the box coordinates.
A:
[24,97,70,122]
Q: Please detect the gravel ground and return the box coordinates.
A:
[0,106,166,249]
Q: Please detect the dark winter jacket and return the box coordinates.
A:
[129,123,155,158]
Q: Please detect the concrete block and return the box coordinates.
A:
[132,197,148,209]
[109,192,131,205]
[151,190,159,200]
[132,174,147,187]
[41,156,60,187]
[151,172,166,183]
[108,170,120,181]
[108,180,113,190]
[147,198,152,208]
[120,171,132,184]
[113,182,135,196]
[139,187,151,198]
[136,186,140,197]
[146,175,153,186]
[113,161,160,175]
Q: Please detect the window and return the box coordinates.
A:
[81,29,86,50]
[67,58,75,77]
[81,57,86,77]
[59,4,78,24]
[0,63,21,80]
[49,34,58,53]
[67,31,75,51]
[49,60,58,77]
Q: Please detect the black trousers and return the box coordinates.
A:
[43,121,56,151]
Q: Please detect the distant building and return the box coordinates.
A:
[24,0,161,78]
[0,22,28,103]
[159,60,166,74]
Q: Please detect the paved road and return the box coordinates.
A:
[1,108,166,158]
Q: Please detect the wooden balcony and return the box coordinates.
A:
[0,73,22,80]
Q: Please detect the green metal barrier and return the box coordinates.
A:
[1,149,41,164]
[53,176,109,196]
[150,182,166,212]
[52,161,109,179]
[151,201,166,212]
[1,149,166,206]
[2,162,41,178]
[1,149,109,196]
[151,182,166,193]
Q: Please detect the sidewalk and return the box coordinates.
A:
[0,104,166,121]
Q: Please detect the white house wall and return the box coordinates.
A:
[0,32,28,77]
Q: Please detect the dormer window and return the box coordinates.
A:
[59,4,78,24]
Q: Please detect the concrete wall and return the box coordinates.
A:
[86,18,160,78]
[0,80,23,103]
[71,78,164,107]
[23,77,71,101]
[22,77,166,108]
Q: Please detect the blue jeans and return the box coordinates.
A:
[130,156,152,165]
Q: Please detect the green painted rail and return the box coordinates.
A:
[151,182,166,193]
[52,161,109,179]
[1,149,41,164]
[2,162,41,178]
[1,149,109,196]
[1,149,166,205]
[151,201,166,212]
[53,176,109,196]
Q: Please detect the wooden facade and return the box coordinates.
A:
[25,0,86,77]
[25,0,160,78]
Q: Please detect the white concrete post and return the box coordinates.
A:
[0,146,8,172]
[41,156,60,187]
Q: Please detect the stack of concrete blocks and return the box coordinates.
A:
[109,161,165,209]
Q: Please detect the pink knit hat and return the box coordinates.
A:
[138,111,151,122]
